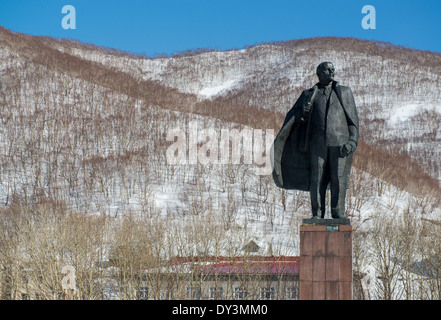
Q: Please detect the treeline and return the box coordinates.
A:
[353,212,441,300]
[0,199,299,300]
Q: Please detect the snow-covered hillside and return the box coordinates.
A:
[44,35,441,183]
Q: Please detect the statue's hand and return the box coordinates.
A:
[340,143,353,157]
[341,141,357,157]
[303,101,312,116]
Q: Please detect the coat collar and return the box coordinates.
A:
[314,80,339,89]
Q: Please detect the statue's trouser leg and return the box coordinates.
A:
[328,147,347,218]
[310,145,348,218]
[309,138,328,218]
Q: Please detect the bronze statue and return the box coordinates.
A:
[272,62,359,219]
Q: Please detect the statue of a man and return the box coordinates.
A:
[272,62,359,219]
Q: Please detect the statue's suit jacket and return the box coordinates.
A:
[271,81,359,191]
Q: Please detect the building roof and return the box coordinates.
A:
[146,256,300,275]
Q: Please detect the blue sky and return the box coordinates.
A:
[0,0,440,56]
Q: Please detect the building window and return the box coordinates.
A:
[160,289,170,300]
[259,287,275,300]
[137,287,148,300]
[209,287,223,300]
[234,287,248,300]
[186,287,200,300]
[286,287,299,300]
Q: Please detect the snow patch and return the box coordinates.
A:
[199,79,237,98]
[389,102,441,124]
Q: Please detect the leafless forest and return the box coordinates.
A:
[0,27,440,299]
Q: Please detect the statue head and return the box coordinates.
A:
[316,61,335,85]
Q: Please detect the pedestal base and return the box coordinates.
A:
[299,221,353,300]
[302,218,351,225]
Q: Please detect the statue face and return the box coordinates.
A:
[317,62,335,84]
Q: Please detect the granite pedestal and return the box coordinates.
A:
[299,219,352,300]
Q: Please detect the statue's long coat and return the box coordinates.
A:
[271,81,359,191]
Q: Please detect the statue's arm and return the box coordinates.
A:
[346,88,359,152]
[347,125,358,151]
[282,91,306,127]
